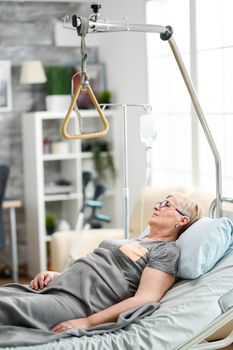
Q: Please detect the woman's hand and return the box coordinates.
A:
[30,271,61,290]
[51,317,91,333]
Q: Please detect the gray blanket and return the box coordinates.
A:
[2,250,233,350]
[0,303,159,347]
[0,248,159,347]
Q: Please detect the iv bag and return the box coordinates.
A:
[140,113,157,147]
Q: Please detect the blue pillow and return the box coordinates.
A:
[176,217,233,279]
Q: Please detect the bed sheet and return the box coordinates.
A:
[1,250,233,350]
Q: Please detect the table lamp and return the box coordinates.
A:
[20,60,47,111]
[20,60,47,84]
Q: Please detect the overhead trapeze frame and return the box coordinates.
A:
[62,4,223,219]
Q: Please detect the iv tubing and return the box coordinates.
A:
[140,146,152,234]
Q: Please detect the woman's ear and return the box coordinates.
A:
[179,215,190,227]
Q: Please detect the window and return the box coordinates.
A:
[146,0,233,197]
[146,0,192,188]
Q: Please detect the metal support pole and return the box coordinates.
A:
[101,104,152,238]
[122,105,129,239]
[9,207,18,283]
[64,13,223,217]
[168,37,222,217]
[64,16,168,35]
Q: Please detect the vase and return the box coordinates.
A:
[45,95,71,111]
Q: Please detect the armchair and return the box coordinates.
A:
[50,186,214,272]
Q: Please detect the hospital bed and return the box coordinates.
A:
[2,2,229,346]
[43,186,233,350]
[3,251,233,350]
[44,11,233,347]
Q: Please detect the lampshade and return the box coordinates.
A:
[20,60,47,84]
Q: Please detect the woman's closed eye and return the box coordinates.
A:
[159,200,172,208]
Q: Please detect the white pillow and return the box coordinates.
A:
[176,217,233,279]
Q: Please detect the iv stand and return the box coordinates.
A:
[63,12,223,218]
[101,104,152,239]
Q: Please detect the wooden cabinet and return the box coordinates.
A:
[22,110,121,276]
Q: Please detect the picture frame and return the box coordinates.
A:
[72,63,107,109]
[84,63,106,92]
[0,61,12,112]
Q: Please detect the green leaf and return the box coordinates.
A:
[45,66,73,95]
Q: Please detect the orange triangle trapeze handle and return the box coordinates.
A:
[61,83,109,140]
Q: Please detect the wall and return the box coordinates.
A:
[53,1,148,226]
[57,1,148,225]
[53,1,149,229]
[0,0,148,272]
[0,1,97,269]
[94,0,148,225]
[0,1,98,197]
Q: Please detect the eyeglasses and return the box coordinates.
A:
[154,200,186,216]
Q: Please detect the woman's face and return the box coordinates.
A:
[148,196,183,231]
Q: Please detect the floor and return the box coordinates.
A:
[0,277,31,286]
[0,265,31,286]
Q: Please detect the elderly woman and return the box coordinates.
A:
[0,193,203,335]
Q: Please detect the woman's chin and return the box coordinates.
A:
[148,217,156,225]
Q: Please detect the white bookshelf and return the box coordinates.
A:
[22,110,120,276]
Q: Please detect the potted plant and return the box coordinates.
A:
[45,66,73,111]
[99,90,112,105]
[45,215,56,235]
[92,140,116,180]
